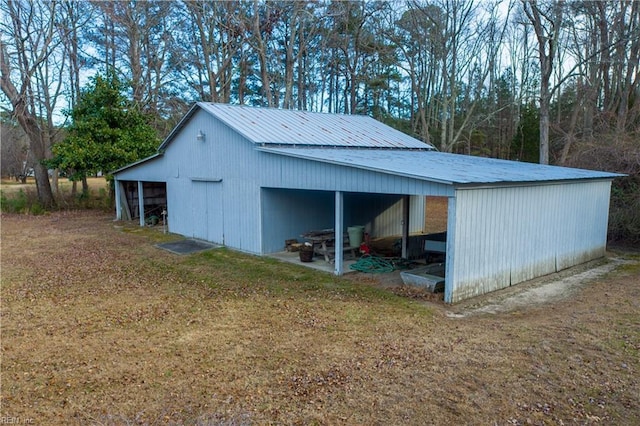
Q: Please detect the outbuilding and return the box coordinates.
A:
[113,103,621,303]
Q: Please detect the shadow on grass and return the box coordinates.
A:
[175,247,417,307]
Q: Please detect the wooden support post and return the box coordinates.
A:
[334,191,344,276]
[401,195,410,258]
[138,181,145,227]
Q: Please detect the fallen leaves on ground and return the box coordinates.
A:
[1,211,639,425]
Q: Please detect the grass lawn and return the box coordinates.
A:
[1,211,639,424]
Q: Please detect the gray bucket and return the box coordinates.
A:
[347,226,365,247]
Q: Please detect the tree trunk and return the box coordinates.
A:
[253,0,273,107]
[82,176,89,197]
[522,0,564,165]
[17,112,55,206]
[283,3,301,110]
[539,76,550,165]
[0,47,55,206]
[440,56,449,151]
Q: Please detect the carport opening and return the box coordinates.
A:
[267,189,449,287]
[365,195,448,293]
[119,181,167,223]
[364,196,448,261]
[423,196,448,263]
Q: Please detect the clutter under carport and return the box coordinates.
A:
[284,231,447,293]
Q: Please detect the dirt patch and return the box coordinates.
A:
[2,211,639,425]
[347,257,632,313]
[446,257,631,317]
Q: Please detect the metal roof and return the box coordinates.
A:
[197,102,433,149]
[259,147,623,185]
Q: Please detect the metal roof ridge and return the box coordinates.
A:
[199,101,373,117]
[258,143,433,151]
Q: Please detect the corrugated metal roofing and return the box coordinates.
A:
[197,102,433,149]
[258,147,622,185]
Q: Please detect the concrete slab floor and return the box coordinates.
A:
[156,239,221,255]
[268,250,359,274]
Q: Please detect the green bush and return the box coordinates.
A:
[609,176,640,246]
[567,135,640,246]
[0,189,28,213]
[29,201,46,216]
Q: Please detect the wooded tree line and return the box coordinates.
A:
[1,0,639,241]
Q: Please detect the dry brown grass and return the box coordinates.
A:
[0,177,108,195]
[1,211,639,425]
[424,196,448,234]
[1,177,110,214]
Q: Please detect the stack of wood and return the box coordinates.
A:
[285,239,303,252]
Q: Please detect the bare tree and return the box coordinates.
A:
[87,1,176,123]
[394,4,443,144]
[528,1,639,164]
[435,0,479,152]
[609,1,640,134]
[521,0,564,165]
[54,1,91,194]
[0,0,73,207]
[250,0,275,106]
[178,1,243,104]
[0,116,29,180]
[322,1,391,114]
[282,1,309,109]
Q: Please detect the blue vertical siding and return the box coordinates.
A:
[190,181,224,243]
[261,189,335,253]
[115,107,614,304]
[260,191,425,253]
[258,150,454,196]
[172,109,443,255]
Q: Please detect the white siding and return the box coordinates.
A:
[364,195,425,236]
[447,180,612,303]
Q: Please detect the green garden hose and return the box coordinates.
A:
[349,255,395,273]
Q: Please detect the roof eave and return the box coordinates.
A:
[111,152,163,175]
[256,146,456,185]
[157,103,202,151]
[453,175,623,190]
